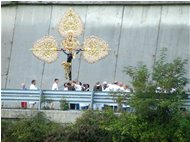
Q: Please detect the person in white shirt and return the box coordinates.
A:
[117,82,125,92]
[63,82,68,91]
[124,85,131,93]
[73,81,82,91]
[29,80,38,90]
[102,81,109,91]
[52,78,59,90]
[29,80,37,108]
[109,81,120,92]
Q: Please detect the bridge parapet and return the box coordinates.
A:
[1,89,190,111]
[1,109,83,123]
[1,89,131,111]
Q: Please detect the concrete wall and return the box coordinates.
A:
[1,109,83,123]
[1,3,190,90]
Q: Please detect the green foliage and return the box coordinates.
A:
[125,63,149,92]
[44,109,116,142]
[64,110,115,142]
[1,119,15,142]
[124,49,188,120]
[121,48,190,141]
[109,92,131,112]
[41,95,53,110]
[153,48,188,91]
[60,98,69,110]
[2,112,60,142]
[99,49,190,141]
[101,112,140,142]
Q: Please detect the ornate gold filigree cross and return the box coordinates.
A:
[31,8,110,80]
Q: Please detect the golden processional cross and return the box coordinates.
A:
[31,8,110,80]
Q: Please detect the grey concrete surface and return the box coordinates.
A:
[2,1,190,6]
[115,6,162,83]
[1,6,17,88]
[4,5,52,89]
[1,4,190,90]
[78,5,124,86]
[1,109,83,123]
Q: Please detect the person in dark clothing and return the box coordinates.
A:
[82,83,90,91]
[61,48,81,80]
[93,82,102,92]
[67,82,75,91]
[62,49,81,63]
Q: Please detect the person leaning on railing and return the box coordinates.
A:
[93,82,102,92]
[21,83,27,90]
[29,80,38,90]
[29,80,37,109]
[52,78,59,90]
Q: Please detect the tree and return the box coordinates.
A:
[123,48,190,141]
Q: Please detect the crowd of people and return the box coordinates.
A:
[21,79,178,95]
[93,81,132,93]
[21,79,132,93]
[20,79,132,110]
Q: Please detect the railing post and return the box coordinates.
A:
[38,89,43,110]
[90,91,95,110]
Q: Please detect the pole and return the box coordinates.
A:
[90,91,95,110]
[38,89,43,110]
[70,62,72,81]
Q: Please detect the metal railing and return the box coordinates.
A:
[1,89,190,111]
[1,89,128,110]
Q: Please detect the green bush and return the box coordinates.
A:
[41,95,54,110]
[63,110,115,142]
[60,98,69,110]
[122,48,190,141]
[2,112,60,142]
[1,119,15,142]
[43,109,115,142]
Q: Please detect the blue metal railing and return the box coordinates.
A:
[43,90,92,102]
[1,89,124,110]
[1,89,190,110]
[1,89,40,102]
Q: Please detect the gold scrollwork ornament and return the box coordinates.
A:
[61,32,80,52]
[58,8,83,37]
[32,36,58,63]
[61,61,72,80]
[83,36,109,63]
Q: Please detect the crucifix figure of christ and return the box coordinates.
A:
[31,8,110,81]
[61,48,81,80]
